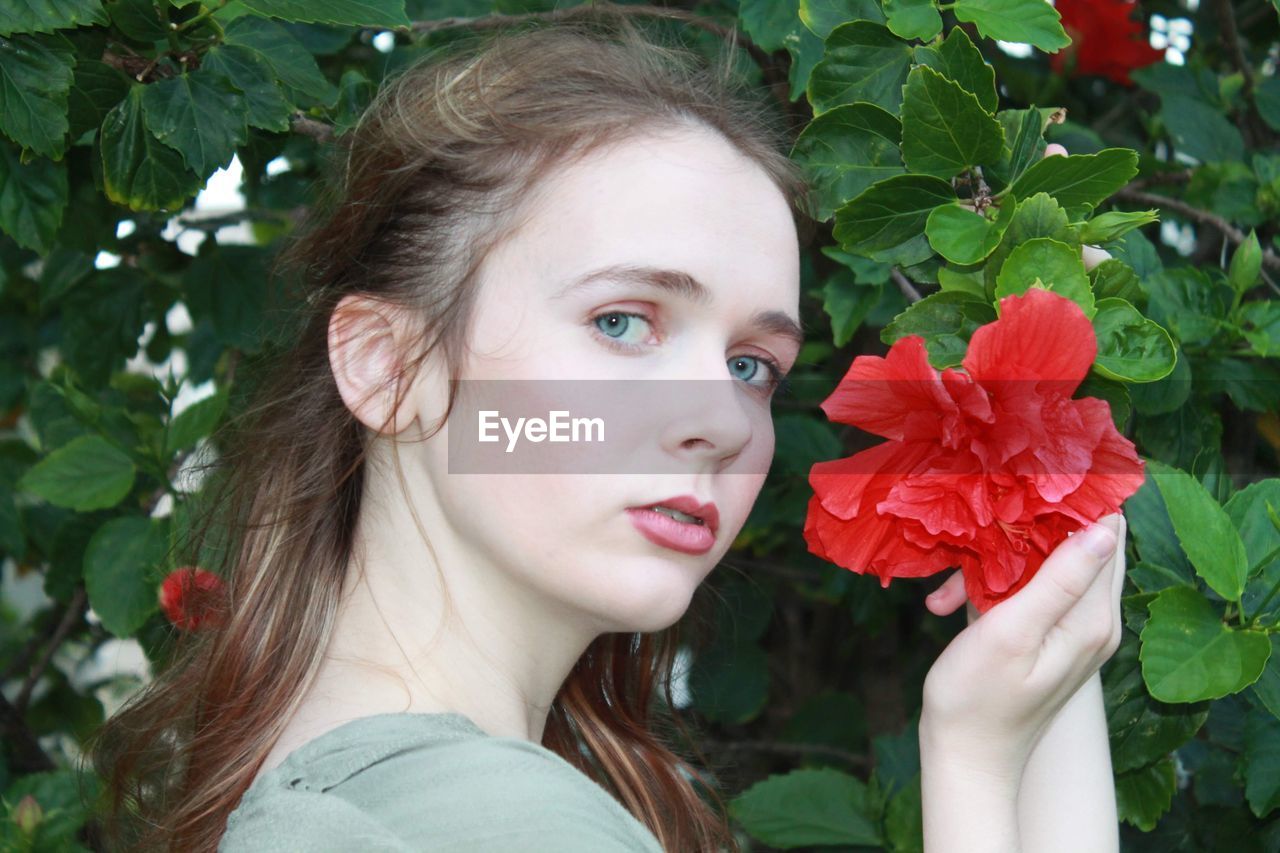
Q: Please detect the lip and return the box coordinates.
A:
[625,495,720,556]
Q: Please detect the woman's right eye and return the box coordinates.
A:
[591,311,653,348]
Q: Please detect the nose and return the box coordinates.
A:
[656,373,762,471]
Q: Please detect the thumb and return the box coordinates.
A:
[1003,515,1120,634]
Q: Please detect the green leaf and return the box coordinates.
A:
[17,434,136,511]
[1115,756,1176,831]
[185,244,275,352]
[883,775,923,853]
[84,516,168,638]
[224,16,338,109]
[67,58,130,140]
[1146,459,1249,601]
[790,102,903,221]
[688,641,769,724]
[807,21,913,115]
[1144,267,1229,346]
[1089,258,1143,304]
[1140,585,1271,702]
[101,86,204,212]
[950,0,1070,52]
[900,65,1003,179]
[799,0,885,39]
[141,68,249,177]
[239,0,409,27]
[1090,298,1176,383]
[883,0,940,41]
[912,26,996,113]
[200,44,293,133]
[1228,230,1263,294]
[1251,636,1280,720]
[730,768,883,848]
[1079,210,1159,244]
[881,290,996,369]
[1258,77,1280,132]
[0,140,66,253]
[738,0,801,53]
[937,265,985,297]
[0,0,108,35]
[1007,148,1139,210]
[1161,94,1245,164]
[165,391,228,457]
[1244,706,1280,818]
[1240,301,1280,357]
[994,237,1092,316]
[925,201,1011,264]
[0,33,74,159]
[1105,631,1208,774]
[986,107,1053,189]
[822,268,883,347]
[833,173,954,256]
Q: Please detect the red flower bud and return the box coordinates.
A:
[13,794,42,835]
[159,567,228,631]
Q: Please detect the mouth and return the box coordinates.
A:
[623,495,720,557]
[633,495,719,536]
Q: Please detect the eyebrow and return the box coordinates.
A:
[554,263,805,348]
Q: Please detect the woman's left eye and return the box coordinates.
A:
[728,355,785,393]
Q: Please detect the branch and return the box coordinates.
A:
[1113,187,1280,273]
[290,112,334,144]
[408,3,774,84]
[14,586,89,715]
[891,268,924,303]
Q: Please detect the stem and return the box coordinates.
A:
[176,1,226,34]
[891,268,923,303]
[1114,187,1280,273]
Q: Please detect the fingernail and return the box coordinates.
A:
[1080,523,1117,559]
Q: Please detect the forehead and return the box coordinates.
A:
[494,126,801,305]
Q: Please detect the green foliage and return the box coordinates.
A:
[1,0,1278,849]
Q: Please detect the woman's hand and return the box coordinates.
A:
[918,512,1127,782]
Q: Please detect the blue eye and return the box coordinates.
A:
[593,311,652,344]
[728,355,784,393]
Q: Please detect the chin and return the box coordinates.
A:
[591,556,703,634]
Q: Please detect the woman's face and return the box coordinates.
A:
[404,125,802,636]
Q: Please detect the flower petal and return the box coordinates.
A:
[821,336,957,439]
[963,288,1097,395]
[809,440,937,520]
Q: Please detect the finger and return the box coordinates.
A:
[1053,514,1124,647]
[1001,516,1120,640]
[926,570,967,616]
[1044,143,1068,158]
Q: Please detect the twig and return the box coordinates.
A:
[1216,0,1255,95]
[408,3,774,78]
[0,691,53,774]
[290,113,334,144]
[891,268,923,303]
[14,587,89,715]
[1123,169,1193,191]
[1113,187,1280,273]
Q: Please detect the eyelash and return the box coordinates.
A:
[586,309,788,395]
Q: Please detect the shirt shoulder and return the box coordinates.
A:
[220,712,665,853]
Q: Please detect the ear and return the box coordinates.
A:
[328,294,419,435]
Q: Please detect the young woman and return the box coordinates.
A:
[92,8,1126,852]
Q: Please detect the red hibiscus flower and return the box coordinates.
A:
[803,287,1145,613]
[1050,0,1165,86]
[159,567,228,631]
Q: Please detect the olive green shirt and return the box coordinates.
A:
[219,712,666,852]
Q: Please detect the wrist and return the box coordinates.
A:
[918,710,1027,794]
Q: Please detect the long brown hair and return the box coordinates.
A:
[89,7,812,851]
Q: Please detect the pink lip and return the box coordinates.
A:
[625,495,719,556]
